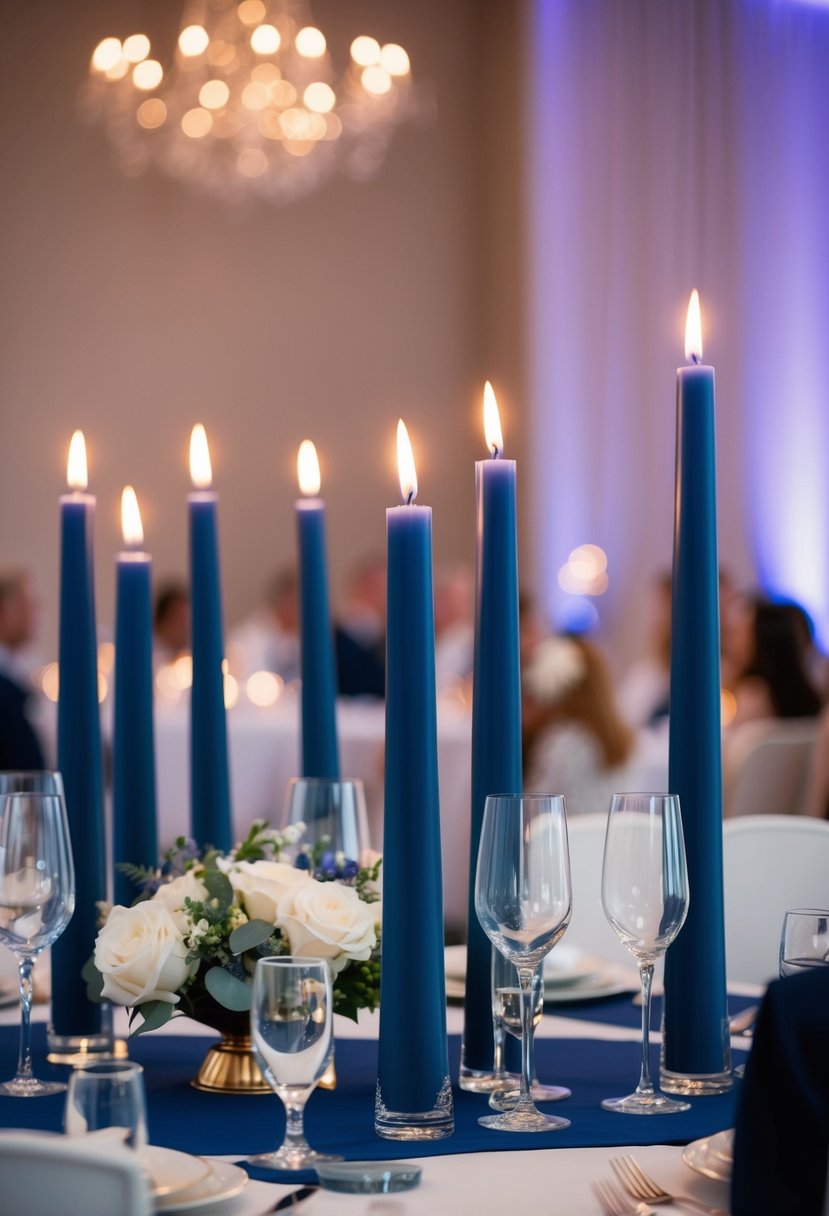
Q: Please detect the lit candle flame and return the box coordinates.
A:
[297,440,321,496]
[483,381,504,457]
[190,423,212,489]
[397,419,418,504]
[685,289,703,364]
[67,430,88,491]
[121,486,144,547]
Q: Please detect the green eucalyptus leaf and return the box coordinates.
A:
[81,957,105,1003]
[229,919,275,955]
[131,999,176,1036]
[204,966,252,1012]
[203,867,233,913]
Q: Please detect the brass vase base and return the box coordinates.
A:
[191,1034,271,1094]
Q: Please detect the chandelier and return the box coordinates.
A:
[84,0,416,206]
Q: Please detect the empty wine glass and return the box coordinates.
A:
[249,957,342,1170]
[0,787,75,1096]
[601,792,689,1114]
[488,955,570,1110]
[65,1061,148,1149]
[780,909,829,976]
[284,779,371,868]
[475,793,572,1132]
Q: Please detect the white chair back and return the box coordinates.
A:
[723,718,818,818]
[566,812,631,967]
[0,1131,152,1216]
[723,815,829,984]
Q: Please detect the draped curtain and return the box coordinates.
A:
[523,0,829,656]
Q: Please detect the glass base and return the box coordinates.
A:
[0,1076,67,1098]
[489,1081,571,1110]
[46,1032,127,1067]
[248,1148,342,1171]
[659,1065,733,1096]
[479,1105,570,1133]
[602,1091,691,1114]
[458,1064,513,1094]
[374,1077,454,1140]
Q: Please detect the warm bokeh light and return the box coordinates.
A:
[721,688,737,726]
[105,58,131,81]
[295,26,326,57]
[297,440,321,496]
[121,486,144,547]
[361,65,392,96]
[199,79,230,109]
[241,81,269,110]
[122,34,150,63]
[237,147,268,176]
[251,23,280,54]
[483,381,504,457]
[91,37,122,72]
[178,24,209,56]
[67,430,88,491]
[181,107,213,137]
[136,98,167,129]
[190,424,213,488]
[133,59,163,91]
[558,544,610,596]
[223,659,239,708]
[685,288,703,363]
[40,663,59,703]
[98,641,115,675]
[246,670,284,707]
[304,82,335,113]
[380,43,410,76]
[350,36,380,67]
[237,0,266,26]
[397,419,418,504]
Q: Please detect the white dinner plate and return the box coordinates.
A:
[155,1160,248,1212]
[143,1146,213,1198]
[444,945,636,1003]
[682,1129,734,1183]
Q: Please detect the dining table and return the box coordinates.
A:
[0,978,753,1215]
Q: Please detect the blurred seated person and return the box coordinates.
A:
[227,567,299,683]
[0,565,45,768]
[153,580,190,667]
[434,562,474,691]
[523,634,636,815]
[804,704,829,820]
[335,555,386,699]
[617,570,672,728]
[518,590,548,666]
[723,593,823,726]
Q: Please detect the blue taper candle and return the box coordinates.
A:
[113,487,158,908]
[376,421,452,1140]
[188,425,232,853]
[462,384,523,1084]
[295,441,339,779]
[661,291,731,1092]
[51,430,105,1037]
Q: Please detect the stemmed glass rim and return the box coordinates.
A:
[286,777,364,788]
[783,907,829,916]
[484,792,566,804]
[255,955,331,970]
[71,1060,144,1077]
[608,791,679,802]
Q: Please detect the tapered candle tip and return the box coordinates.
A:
[297,440,321,496]
[397,419,418,505]
[190,423,212,489]
[483,381,504,458]
[685,289,703,364]
[67,430,88,491]
[121,485,144,547]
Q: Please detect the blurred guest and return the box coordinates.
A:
[519,590,548,666]
[523,634,636,815]
[153,580,190,667]
[434,562,474,691]
[0,565,45,768]
[617,570,672,728]
[723,594,823,726]
[335,555,386,698]
[227,567,299,683]
[804,705,829,820]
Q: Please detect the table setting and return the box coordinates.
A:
[0,297,824,1216]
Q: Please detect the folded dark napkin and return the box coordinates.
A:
[732,967,829,1216]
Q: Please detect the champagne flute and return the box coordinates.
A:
[601,792,689,1114]
[249,957,342,1170]
[780,909,829,976]
[488,956,570,1110]
[474,793,572,1132]
[0,787,75,1096]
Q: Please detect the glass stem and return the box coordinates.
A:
[492,1018,505,1077]
[282,1096,310,1155]
[636,961,655,1096]
[16,956,34,1081]
[517,967,535,1109]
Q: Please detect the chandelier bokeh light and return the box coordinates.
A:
[84,0,416,206]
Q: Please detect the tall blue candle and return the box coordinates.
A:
[462,384,523,1086]
[295,440,339,780]
[113,487,158,908]
[376,420,453,1140]
[188,424,232,853]
[51,430,105,1037]
[661,291,731,1094]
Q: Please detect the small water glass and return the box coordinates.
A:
[65,1060,148,1149]
[780,909,829,977]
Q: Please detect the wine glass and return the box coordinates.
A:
[474,793,572,1132]
[601,792,689,1114]
[780,909,829,976]
[284,779,371,867]
[488,954,570,1110]
[249,957,342,1170]
[65,1061,148,1149]
[0,787,75,1096]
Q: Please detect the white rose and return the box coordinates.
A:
[225,860,313,925]
[151,870,208,932]
[277,881,377,975]
[94,903,193,1007]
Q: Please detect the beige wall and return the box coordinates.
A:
[0,0,512,657]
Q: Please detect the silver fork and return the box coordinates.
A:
[611,1155,728,1216]
[592,1177,657,1216]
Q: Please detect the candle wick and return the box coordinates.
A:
[491,444,500,459]
[690,353,700,366]
[405,490,414,506]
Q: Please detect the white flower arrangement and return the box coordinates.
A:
[523,635,588,703]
